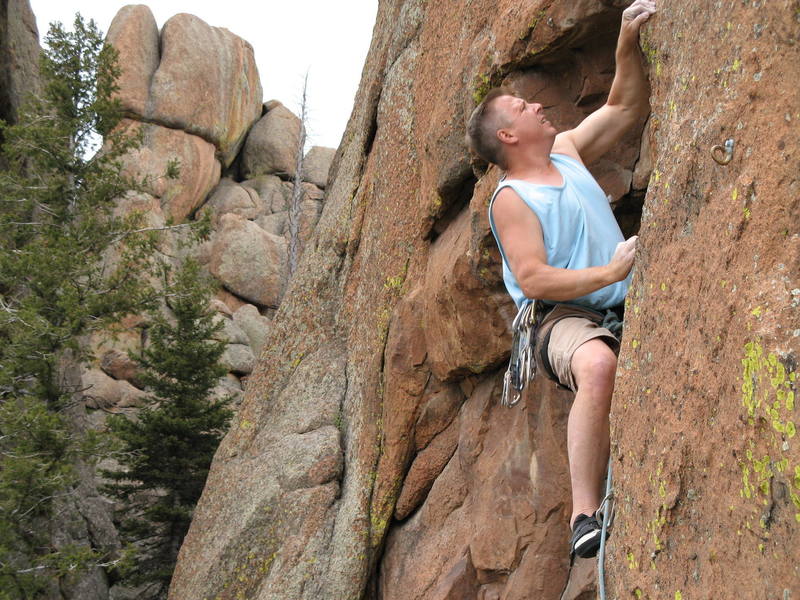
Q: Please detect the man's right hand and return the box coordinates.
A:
[607,235,638,282]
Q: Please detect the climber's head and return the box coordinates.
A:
[467,87,515,169]
[467,87,557,171]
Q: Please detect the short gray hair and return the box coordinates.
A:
[466,87,514,170]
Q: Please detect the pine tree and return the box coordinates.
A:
[0,14,173,596]
[103,259,233,598]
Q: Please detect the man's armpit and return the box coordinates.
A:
[552,132,584,164]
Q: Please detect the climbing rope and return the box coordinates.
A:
[597,458,615,600]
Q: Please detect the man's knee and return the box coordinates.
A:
[571,338,618,391]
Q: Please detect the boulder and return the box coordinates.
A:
[81,369,148,409]
[232,303,273,356]
[220,343,255,375]
[105,5,159,117]
[215,288,248,314]
[302,146,337,189]
[106,9,262,165]
[255,211,287,236]
[200,178,266,226]
[112,190,165,230]
[117,119,220,223]
[240,103,301,179]
[241,174,289,213]
[283,180,325,204]
[211,313,250,345]
[87,319,143,386]
[208,213,288,308]
[209,298,233,317]
[99,350,140,385]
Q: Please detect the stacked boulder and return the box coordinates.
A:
[80,5,335,416]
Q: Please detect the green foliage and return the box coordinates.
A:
[0,13,158,403]
[0,13,163,596]
[103,260,233,598]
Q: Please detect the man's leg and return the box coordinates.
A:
[567,338,617,528]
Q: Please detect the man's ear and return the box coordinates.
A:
[497,128,516,145]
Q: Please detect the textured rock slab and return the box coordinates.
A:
[607,3,800,599]
[208,213,288,308]
[422,208,512,381]
[117,119,220,222]
[170,346,347,600]
[241,103,301,179]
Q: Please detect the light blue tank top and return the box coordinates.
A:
[488,153,631,310]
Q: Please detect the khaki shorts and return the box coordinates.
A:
[534,304,621,392]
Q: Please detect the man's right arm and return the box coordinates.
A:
[492,187,637,302]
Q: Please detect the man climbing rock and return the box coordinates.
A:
[466,0,656,560]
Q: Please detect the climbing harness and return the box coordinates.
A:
[501,300,540,407]
[711,138,735,165]
[502,303,625,406]
[597,458,615,600]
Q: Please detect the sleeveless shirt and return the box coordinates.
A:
[488,153,631,310]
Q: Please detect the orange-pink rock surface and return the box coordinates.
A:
[171,1,798,599]
[607,3,800,598]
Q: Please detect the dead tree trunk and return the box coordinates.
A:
[287,73,308,277]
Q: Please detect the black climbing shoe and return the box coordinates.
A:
[570,513,603,559]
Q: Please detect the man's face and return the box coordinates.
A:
[494,94,557,145]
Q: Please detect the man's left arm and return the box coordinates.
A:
[554,0,656,165]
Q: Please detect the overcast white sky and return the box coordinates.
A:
[29,1,379,150]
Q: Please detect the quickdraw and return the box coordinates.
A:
[501,300,540,407]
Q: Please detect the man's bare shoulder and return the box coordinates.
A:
[492,186,541,229]
[492,186,525,215]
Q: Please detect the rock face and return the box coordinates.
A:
[606,4,800,599]
[171,2,798,600]
[5,2,331,598]
[0,0,40,126]
[169,1,645,599]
